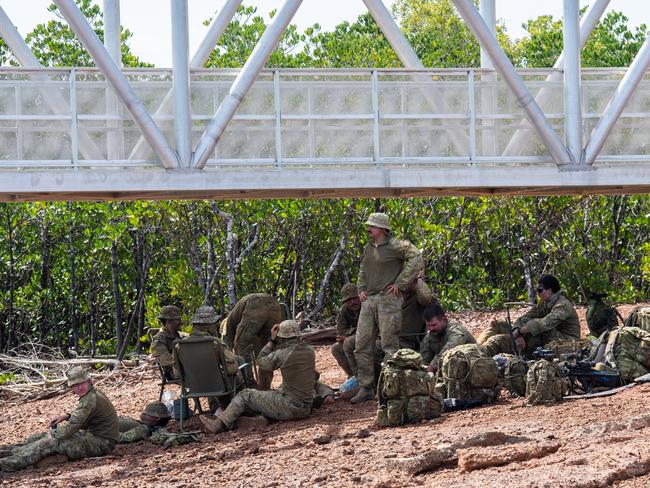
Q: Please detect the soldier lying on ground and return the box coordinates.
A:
[118,402,170,443]
[150,305,186,380]
[331,283,361,378]
[480,274,580,357]
[420,303,476,373]
[0,366,118,472]
[200,320,334,434]
[221,293,287,364]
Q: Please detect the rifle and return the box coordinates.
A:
[560,357,621,394]
[504,301,530,357]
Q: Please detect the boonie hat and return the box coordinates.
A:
[143,402,171,419]
[365,212,390,230]
[66,366,90,386]
[277,320,301,339]
[191,305,220,324]
[158,305,181,320]
[341,283,359,302]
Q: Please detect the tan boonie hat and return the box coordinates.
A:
[365,212,390,231]
[66,366,90,386]
[277,319,301,339]
[143,402,170,419]
[191,305,220,324]
[341,283,359,302]
[158,305,181,320]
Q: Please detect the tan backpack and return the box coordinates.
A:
[524,359,567,405]
[435,344,500,403]
[604,327,650,382]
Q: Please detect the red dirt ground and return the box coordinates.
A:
[1,303,649,487]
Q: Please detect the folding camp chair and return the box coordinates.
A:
[174,336,243,432]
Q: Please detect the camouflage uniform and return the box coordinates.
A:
[151,329,184,380]
[331,303,360,378]
[118,416,152,444]
[0,384,118,472]
[420,319,476,370]
[481,291,580,357]
[217,334,317,428]
[222,293,286,362]
[400,278,437,350]
[355,236,423,389]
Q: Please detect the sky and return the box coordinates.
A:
[1,1,647,67]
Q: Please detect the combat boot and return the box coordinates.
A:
[350,386,374,404]
[199,415,226,434]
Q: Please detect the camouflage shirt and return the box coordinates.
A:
[118,416,151,444]
[336,304,360,337]
[516,291,580,343]
[401,279,437,339]
[53,385,119,443]
[175,329,240,376]
[151,329,184,379]
[420,319,477,368]
[257,338,316,405]
[224,293,286,350]
[357,237,423,296]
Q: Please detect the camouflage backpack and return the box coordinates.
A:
[376,349,443,427]
[586,293,619,337]
[604,326,650,382]
[435,344,500,403]
[524,359,567,406]
[502,354,528,397]
[624,306,650,333]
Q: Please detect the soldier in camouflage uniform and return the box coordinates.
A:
[419,303,476,372]
[351,213,423,404]
[199,320,334,434]
[150,305,185,380]
[400,270,438,350]
[221,293,287,363]
[118,402,170,444]
[481,275,580,357]
[0,367,118,472]
[331,283,361,378]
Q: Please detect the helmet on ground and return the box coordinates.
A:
[143,402,171,419]
[365,212,390,231]
[341,283,359,302]
[66,366,90,386]
[191,305,220,324]
[158,305,181,320]
[277,319,301,339]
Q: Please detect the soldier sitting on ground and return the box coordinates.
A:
[0,366,119,472]
[331,283,361,378]
[118,402,170,444]
[200,320,334,434]
[150,305,186,380]
[420,303,476,373]
[480,274,580,357]
[221,293,287,364]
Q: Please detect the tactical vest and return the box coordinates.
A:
[524,359,567,405]
[376,349,443,427]
[604,326,650,382]
[434,344,500,403]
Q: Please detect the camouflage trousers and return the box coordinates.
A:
[480,320,545,357]
[218,389,312,429]
[0,431,115,472]
[355,293,402,389]
[331,335,357,378]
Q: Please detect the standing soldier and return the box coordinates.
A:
[221,293,287,363]
[0,367,119,472]
[150,305,184,380]
[400,270,438,350]
[351,212,423,404]
[199,320,333,434]
[331,283,361,378]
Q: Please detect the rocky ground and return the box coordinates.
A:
[1,303,649,487]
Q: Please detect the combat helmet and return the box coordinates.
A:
[143,402,170,419]
[341,283,359,302]
[191,305,220,324]
[158,305,181,320]
[277,319,301,339]
[66,366,90,386]
[365,212,390,231]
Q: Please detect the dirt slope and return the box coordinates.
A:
[1,304,649,488]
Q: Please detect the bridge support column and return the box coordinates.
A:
[171,0,192,167]
[563,0,582,166]
[103,0,124,161]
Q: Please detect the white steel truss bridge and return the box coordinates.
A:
[0,0,649,201]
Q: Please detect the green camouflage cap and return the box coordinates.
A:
[143,402,170,419]
[365,212,390,230]
[341,283,359,302]
[158,305,181,320]
[191,305,220,324]
[66,366,90,386]
[277,319,301,339]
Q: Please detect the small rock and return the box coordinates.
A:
[313,434,332,445]
[343,448,354,455]
[351,476,362,482]
[311,474,328,482]
[356,429,371,439]
[341,439,351,446]
[249,446,261,454]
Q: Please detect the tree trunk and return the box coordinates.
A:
[38,219,52,346]
[68,206,79,353]
[5,205,15,351]
[111,241,123,356]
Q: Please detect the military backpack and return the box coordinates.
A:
[435,344,500,403]
[624,306,650,333]
[376,349,443,427]
[604,326,650,382]
[524,359,567,405]
[586,293,620,337]
[501,354,528,397]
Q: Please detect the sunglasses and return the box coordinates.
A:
[536,288,545,293]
